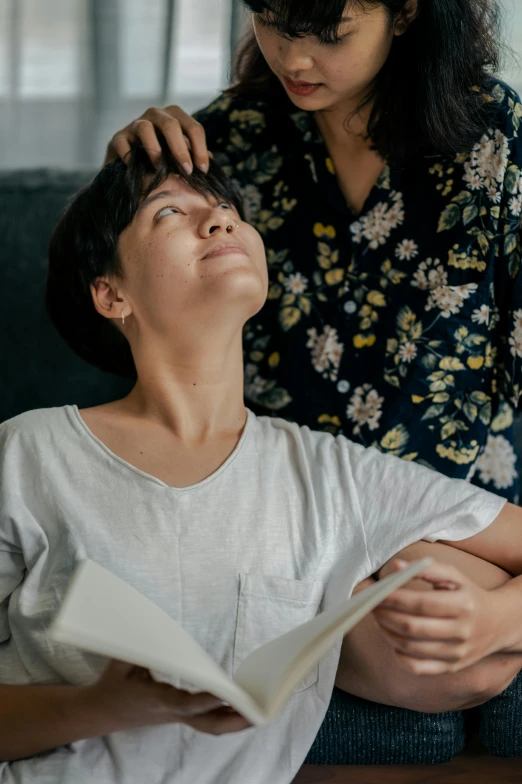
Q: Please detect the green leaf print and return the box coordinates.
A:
[451,191,473,205]
[421,404,445,421]
[438,204,461,232]
[462,205,479,226]
[505,164,519,195]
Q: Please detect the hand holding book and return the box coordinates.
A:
[50,557,433,726]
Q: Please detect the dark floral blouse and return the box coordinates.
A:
[195,79,522,502]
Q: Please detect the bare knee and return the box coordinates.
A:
[378,540,512,591]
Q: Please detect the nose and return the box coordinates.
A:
[277,38,313,75]
[200,206,233,238]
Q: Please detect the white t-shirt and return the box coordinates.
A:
[0,406,506,784]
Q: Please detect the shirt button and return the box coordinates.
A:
[337,380,350,393]
[343,300,357,314]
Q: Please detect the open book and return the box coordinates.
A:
[50,557,433,726]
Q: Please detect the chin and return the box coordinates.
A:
[285,91,334,112]
[212,266,267,301]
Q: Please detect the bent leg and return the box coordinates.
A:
[336,541,522,713]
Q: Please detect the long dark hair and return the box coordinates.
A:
[229,0,506,165]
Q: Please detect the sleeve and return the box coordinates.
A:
[193,93,282,229]
[494,85,522,409]
[0,425,26,645]
[337,437,507,574]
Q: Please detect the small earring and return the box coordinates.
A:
[121,309,125,326]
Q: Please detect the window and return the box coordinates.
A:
[1,1,522,169]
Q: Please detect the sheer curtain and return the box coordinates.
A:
[0,0,247,169]
[1,0,521,170]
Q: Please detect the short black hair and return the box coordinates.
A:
[233,0,506,165]
[46,140,244,380]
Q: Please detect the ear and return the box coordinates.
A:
[90,277,132,324]
[394,0,419,36]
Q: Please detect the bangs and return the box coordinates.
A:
[245,0,364,41]
[123,138,244,226]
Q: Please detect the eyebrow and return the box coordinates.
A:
[136,189,184,214]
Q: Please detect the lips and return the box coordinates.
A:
[282,76,322,96]
[201,242,247,260]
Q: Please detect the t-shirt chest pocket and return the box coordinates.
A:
[233,573,324,693]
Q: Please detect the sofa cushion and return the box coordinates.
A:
[0,169,132,423]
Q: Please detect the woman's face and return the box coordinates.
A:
[107,175,268,338]
[253,3,395,112]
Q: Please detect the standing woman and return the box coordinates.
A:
[107,0,522,763]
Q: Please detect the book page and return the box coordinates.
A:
[49,560,265,723]
[234,557,433,718]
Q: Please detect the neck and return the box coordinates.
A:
[120,329,247,443]
[314,94,374,146]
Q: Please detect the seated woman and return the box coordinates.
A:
[0,143,521,784]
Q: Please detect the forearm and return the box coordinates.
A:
[0,683,122,763]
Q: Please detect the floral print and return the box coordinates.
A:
[195,80,522,501]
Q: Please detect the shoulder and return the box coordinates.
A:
[251,412,366,465]
[0,407,71,457]
[194,92,277,132]
[192,92,295,169]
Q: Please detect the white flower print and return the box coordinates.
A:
[426,283,478,318]
[395,239,419,261]
[350,191,405,250]
[509,310,522,358]
[506,160,522,217]
[244,363,270,400]
[513,309,522,331]
[509,326,522,359]
[509,194,522,217]
[463,128,510,204]
[476,434,517,490]
[411,258,447,291]
[471,305,490,325]
[284,272,308,295]
[398,342,418,363]
[306,325,344,381]
[346,384,384,435]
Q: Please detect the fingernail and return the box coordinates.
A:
[182,162,193,175]
[199,163,209,173]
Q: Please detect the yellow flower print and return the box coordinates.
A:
[267,282,283,300]
[467,356,485,369]
[318,414,341,426]
[380,424,409,451]
[353,334,377,348]
[229,109,266,131]
[448,247,486,272]
[314,222,337,239]
[436,441,480,465]
[439,356,465,371]
[325,268,344,286]
[491,403,514,432]
[279,306,301,331]
[367,290,386,308]
[396,306,417,333]
[317,242,339,270]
